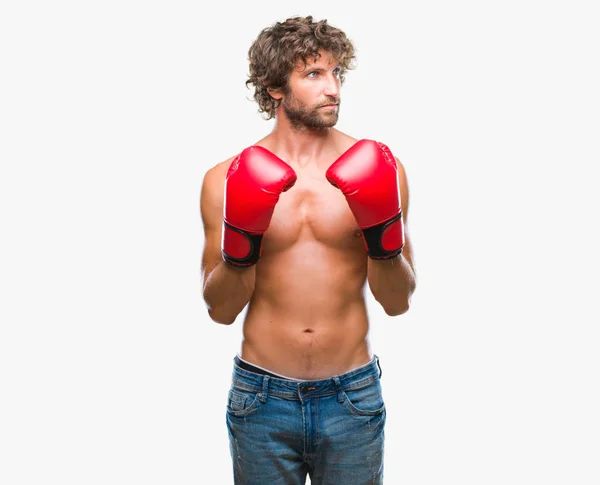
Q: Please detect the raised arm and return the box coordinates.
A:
[326,139,416,316]
[200,147,297,325]
[200,161,256,325]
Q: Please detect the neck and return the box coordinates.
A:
[268,112,335,166]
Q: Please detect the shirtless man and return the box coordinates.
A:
[200,15,416,485]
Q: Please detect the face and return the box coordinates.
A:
[276,50,342,130]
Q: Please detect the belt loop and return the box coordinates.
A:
[260,375,270,403]
[332,376,344,403]
[375,355,383,379]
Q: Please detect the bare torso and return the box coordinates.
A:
[222,130,374,379]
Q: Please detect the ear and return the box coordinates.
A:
[267,88,284,101]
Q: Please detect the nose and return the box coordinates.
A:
[323,73,340,98]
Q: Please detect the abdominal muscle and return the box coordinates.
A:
[240,240,373,380]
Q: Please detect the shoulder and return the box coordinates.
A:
[384,148,411,215]
[331,129,359,153]
[202,155,236,186]
[372,138,407,178]
[392,153,407,179]
[385,146,409,193]
[202,135,272,182]
[200,155,238,213]
[343,133,407,173]
[370,138,410,198]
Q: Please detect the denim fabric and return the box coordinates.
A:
[225,355,386,484]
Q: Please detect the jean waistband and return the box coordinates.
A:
[230,354,382,400]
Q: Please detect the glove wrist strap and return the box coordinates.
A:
[222,221,262,267]
[361,211,404,260]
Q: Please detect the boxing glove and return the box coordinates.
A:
[222,146,297,267]
[326,139,404,259]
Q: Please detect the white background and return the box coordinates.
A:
[1,0,599,483]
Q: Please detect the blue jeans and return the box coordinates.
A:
[225,354,386,484]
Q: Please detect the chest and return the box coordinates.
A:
[262,166,363,252]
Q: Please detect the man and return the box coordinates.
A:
[200,15,416,484]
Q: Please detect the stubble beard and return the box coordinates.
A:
[281,91,340,132]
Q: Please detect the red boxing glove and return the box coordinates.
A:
[326,139,404,259]
[222,146,297,267]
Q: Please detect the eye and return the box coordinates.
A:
[333,67,341,76]
[307,71,318,78]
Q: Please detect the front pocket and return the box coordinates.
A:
[228,390,247,412]
[342,379,386,416]
[226,387,262,417]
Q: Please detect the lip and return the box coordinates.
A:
[319,104,338,108]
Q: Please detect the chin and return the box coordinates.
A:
[318,114,339,128]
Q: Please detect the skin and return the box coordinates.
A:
[201,50,416,380]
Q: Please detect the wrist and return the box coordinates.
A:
[361,211,404,260]
[222,221,263,267]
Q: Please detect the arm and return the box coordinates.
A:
[200,148,296,325]
[367,157,416,316]
[200,163,256,325]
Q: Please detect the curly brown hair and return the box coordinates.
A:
[246,16,356,120]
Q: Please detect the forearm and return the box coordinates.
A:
[367,254,416,316]
[203,261,256,325]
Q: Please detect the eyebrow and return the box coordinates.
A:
[302,65,342,73]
